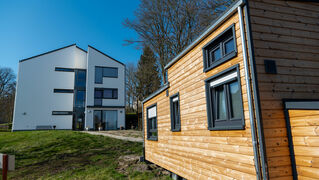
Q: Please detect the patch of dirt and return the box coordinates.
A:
[104,130,143,138]
[117,155,170,176]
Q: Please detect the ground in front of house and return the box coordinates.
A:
[0,131,170,180]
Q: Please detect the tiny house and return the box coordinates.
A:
[142,0,319,179]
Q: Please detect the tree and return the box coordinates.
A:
[134,46,161,130]
[124,0,234,82]
[0,67,16,124]
[125,62,138,112]
[136,46,161,101]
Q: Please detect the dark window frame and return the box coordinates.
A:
[202,24,237,72]
[170,92,181,132]
[95,66,119,84]
[52,111,73,115]
[94,88,118,106]
[95,67,103,84]
[205,65,245,130]
[146,103,158,141]
[53,89,74,93]
[55,67,74,72]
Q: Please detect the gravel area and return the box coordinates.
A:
[82,130,143,142]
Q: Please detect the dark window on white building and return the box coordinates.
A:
[95,66,118,84]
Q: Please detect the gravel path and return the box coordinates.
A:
[82,131,143,143]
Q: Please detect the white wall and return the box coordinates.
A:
[12,45,87,130]
[85,46,125,129]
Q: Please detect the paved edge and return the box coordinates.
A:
[81,131,143,143]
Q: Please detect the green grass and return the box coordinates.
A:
[0,131,171,180]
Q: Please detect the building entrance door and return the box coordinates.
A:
[73,108,85,130]
[103,110,117,130]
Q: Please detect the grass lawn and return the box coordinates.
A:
[0,131,170,180]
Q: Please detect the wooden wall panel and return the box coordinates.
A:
[288,110,319,179]
[144,12,258,179]
[249,0,319,179]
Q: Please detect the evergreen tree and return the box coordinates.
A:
[136,46,161,101]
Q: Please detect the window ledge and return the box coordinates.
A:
[208,125,245,131]
[147,137,158,141]
[204,51,237,73]
[171,129,181,132]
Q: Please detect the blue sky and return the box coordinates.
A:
[0,0,141,74]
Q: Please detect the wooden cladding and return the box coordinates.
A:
[288,110,319,179]
[143,11,257,179]
[249,0,319,179]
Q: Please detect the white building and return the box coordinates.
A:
[12,44,126,131]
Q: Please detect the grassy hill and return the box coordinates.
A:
[0,131,170,180]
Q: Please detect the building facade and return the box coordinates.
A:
[12,44,125,131]
[142,0,319,179]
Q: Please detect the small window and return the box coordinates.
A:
[94,88,118,106]
[55,67,74,72]
[205,65,244,130]
[95,67,103,84]
[95,66,118,84]
[54,89,74,93]
[170,93,181,132]
[103,67,118,78]
[203,24,237,72]
[52,111,73,115]
[147,104,158,140]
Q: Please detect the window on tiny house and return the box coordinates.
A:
[170,93,181,131]
[203,24,237,72]
[147,104,158,140]
[205,65,244,130]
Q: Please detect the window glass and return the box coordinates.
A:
[52,111,72,115]
[75,70,86,88]
[94,99,102,106]
[229,81,241,119]
[103,67,118,78]
[75,90,85,108]
[225,38,234,55]
[95,67,103,84]
[215,86,227,120]
[113,89,118,99]
[206,67,244,130]
[203,25,236,71]
[94,90,103,98]
[173,101,179,124]
[147,105,157,140]
[103,89,113,98]
[93,110,102,130]
[211,47,221,62]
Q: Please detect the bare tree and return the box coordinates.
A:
[126,62,138,112]
[124,0,234,82]
[0,67,16,124]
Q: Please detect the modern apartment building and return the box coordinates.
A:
[12,44,125,131]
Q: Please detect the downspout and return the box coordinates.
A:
[237,6,262,180]
[142,103,145,161]
[243,2,269,179]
